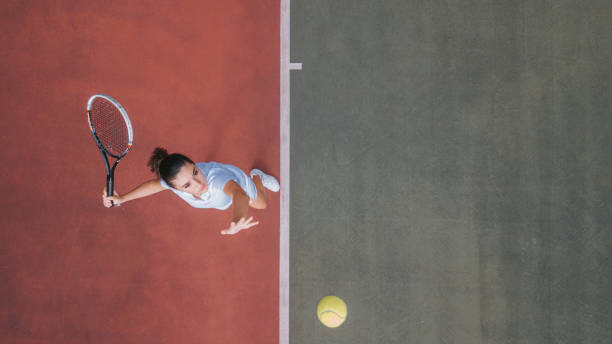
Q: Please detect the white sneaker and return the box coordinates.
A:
[250,169,280,192]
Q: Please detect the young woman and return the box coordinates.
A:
[102,147,280,235]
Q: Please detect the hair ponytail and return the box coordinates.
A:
[148,147,169,176]
[147,147,194,187]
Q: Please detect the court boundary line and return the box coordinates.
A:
[280,0,299,343]
[279,1,289,343]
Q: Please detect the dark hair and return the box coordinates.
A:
[147,147,194,187]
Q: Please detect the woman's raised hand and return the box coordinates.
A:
[220,216,259,235]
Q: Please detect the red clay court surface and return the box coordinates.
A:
[2,1,280,343]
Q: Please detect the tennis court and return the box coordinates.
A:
[3,1,280,343]
[2,1,611,344]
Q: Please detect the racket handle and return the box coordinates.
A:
[107,176,119,207]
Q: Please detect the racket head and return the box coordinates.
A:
[87,94,134,158]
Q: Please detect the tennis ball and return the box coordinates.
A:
[317,296,347,328]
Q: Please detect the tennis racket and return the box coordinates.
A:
[87,94,133,207]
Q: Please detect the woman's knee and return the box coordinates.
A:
[257,199,267,209]
[250,198,267,209]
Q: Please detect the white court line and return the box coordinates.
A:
[280,1,301,344]
[279,1,290,344]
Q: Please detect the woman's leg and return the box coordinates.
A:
[249,175,268,209]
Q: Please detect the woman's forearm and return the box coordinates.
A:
[119,179,165,204]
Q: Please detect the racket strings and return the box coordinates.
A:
[90,98,131,156]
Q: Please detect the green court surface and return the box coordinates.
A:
[289,1,611,343]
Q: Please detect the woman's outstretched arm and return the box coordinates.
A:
[102,179,165,207]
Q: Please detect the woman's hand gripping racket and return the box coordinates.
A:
[87,94,133,207]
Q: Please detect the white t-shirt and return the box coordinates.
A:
[159,162,257,210]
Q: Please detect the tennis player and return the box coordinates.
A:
[102,147,279,235]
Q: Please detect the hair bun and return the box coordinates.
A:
[148,147,169,175]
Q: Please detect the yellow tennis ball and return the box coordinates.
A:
[317,296,347,328]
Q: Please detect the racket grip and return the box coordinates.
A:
[107,176,118,208]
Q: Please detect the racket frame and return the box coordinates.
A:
[86,94,134,207]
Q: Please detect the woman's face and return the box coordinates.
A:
[171,162,207,195]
